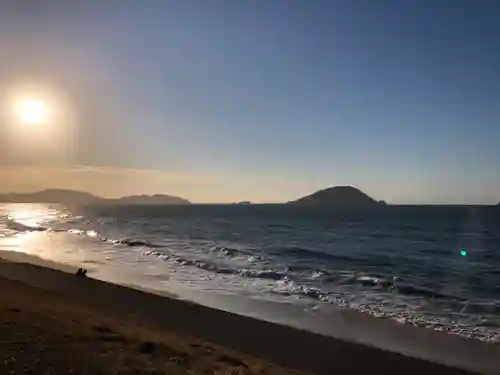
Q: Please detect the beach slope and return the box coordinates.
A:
[0,258,489,375]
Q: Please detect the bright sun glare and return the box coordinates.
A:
[17,99,47,125]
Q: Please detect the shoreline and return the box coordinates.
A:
[0,265,304,375]
[0,255,497,374]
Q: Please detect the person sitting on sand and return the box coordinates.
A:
[76,268,88,277]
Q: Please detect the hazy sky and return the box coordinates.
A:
[0,0,499,204]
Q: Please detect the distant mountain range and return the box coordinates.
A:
[288,186,383,207]
[0,189,191,205]
[0,186,385,207]
[2,187,496,207]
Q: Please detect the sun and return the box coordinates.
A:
[16,99,47,125]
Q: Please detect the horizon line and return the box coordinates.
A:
[0,188,498,206]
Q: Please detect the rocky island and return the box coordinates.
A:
[288,186,383,208]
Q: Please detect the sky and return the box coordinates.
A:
[0,0,499,204]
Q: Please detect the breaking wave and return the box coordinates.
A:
[6,219,48,232]
[3,204,500,344]
[5,217,164,249]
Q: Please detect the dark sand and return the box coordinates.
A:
[0,257,495,375]
[0,262,306,375]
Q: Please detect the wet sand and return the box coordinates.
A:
[0,257,494,374]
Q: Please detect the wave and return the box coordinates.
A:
[5,217,165,249]
[108,239,165,248]
[271,282,331,302]
[209,246,242,257]
[353,275,395,287]
[272,279,470,316]
[392,284,466,301]
[140,243,467,305]
[142,249,297,281]
[6,219,48,232]
[277,246,354,262]
[3,215,469,307]
[341,273,465,301]
[1,216,165,259]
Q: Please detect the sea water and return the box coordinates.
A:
[1,203,500,343]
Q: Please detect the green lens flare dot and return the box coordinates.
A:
[460,249,468,257]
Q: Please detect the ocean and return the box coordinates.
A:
[1,203,500,344]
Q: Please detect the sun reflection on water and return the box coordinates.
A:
[5,203,63,228]
[0,203,71,257]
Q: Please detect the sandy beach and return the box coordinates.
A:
[0,256,494,375]
[0,261,306,375]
